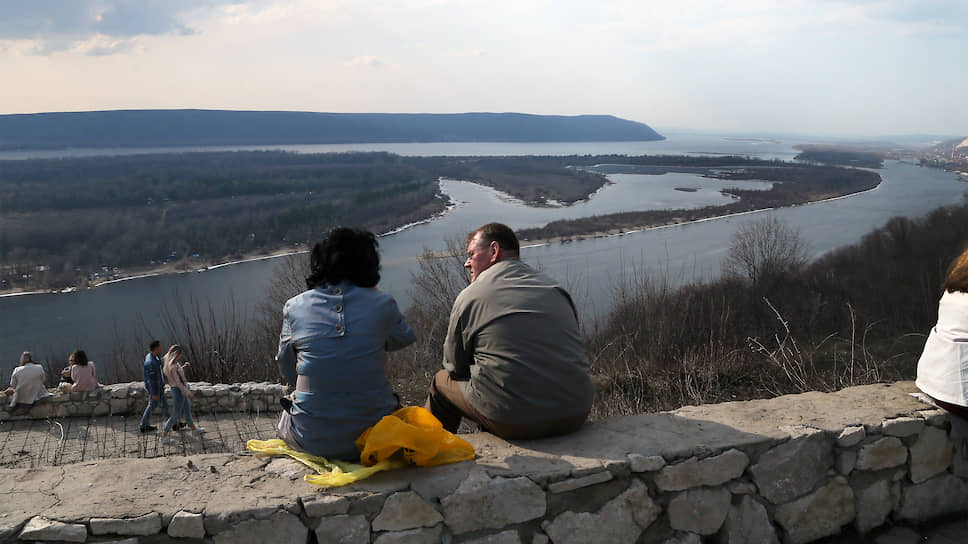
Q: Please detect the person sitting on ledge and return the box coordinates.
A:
[275,227,416,459]
[916,246,968,458]
[65,349,101,393]
[425,222,594,440]
[4,351,52,412]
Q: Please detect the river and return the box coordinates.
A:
[1,135,964,380]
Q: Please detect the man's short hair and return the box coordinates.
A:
[149,340,161,351]
[469,222,520,253]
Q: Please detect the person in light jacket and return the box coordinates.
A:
[4,351,51,410]
[916,247,968,458]
[275,227,416,459]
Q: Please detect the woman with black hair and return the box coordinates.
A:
[275,227,416,459]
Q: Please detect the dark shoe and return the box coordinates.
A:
[140,425,157,433]
[171,422,184,431]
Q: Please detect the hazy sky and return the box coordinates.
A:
[0,0,964,137]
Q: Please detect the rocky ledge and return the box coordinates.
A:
[0,381,287,420]
[2,381,967,543]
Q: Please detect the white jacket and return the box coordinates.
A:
[9,363,51,408]
[917,290,968,407]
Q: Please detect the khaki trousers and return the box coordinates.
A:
[424,369,587,440]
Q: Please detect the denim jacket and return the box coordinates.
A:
[276,281,416,459]
[143,352,164,397]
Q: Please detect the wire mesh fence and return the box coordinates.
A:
[0,411,280,469]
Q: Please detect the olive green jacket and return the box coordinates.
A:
[443,259,594,424]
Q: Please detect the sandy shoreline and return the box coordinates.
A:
[518,182,882,247]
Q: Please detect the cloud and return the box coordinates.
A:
[347,55,383,68]
[0,0,260,53]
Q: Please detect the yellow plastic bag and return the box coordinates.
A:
[247,406,475,487]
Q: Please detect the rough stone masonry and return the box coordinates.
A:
[2,381,967,543]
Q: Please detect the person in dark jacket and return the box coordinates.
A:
[140,340,170,432]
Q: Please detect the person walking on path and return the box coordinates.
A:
[160,345,204,444]
[140,340,170,432]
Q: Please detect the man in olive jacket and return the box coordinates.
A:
[425,222,594,439]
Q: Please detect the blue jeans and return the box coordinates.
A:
[140,392,170,430]
[165,388,195,432]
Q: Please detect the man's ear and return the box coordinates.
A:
[489,240,501,263]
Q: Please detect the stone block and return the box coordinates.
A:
[656,449,749,492]
[856,437,907,471]
[372,491,442,532]
[168,510,205,539]
[718,495,778,544]
[533,534,550,544]
[373,526,443,544]
[881,417,925,438]
[303,494,351,517]
[315,514,369,544]
[110,398,129,413]
[19,516,87,542]
[918,409,949,426]
[212,511,307,544]
[628,453,666,472]
[667,486,730,536]
[896,473,968,522]
[461,530,522,544]
[663,534,701,544]
[543,482,660,544]
[852,479,897,533]
[750,430,832,504]
[908,426,953,484]
[204,505,283,535]
[836,425,866,448]
[548,470,613,494]
[90,512,162,536]
[836,450,857,476]
[29,404,52,418]
[441,473,545,534]
[774,477,854,544]
[727,481,758,495]
[347,492,388,518]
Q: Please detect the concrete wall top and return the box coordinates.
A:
[2,381,966,544]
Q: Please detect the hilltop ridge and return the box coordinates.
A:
[0,110,664,150]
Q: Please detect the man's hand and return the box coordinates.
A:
[188,393,195,399]
[151,394,159,401]
[3,387,13,396]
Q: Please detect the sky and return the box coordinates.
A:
[0,0,964,137]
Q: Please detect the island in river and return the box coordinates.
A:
[0,152,879,293]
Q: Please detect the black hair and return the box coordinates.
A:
[469,222,520,254]
[149,340,161,351]
[306,227,381,289]
[71,349,89,366]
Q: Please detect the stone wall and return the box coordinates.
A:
[2,381,967,543]
[0,381,287,420]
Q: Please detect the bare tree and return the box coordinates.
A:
[387,238,470,401]
[724,216,807,286]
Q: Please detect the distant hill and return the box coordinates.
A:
[0,110,664,150]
